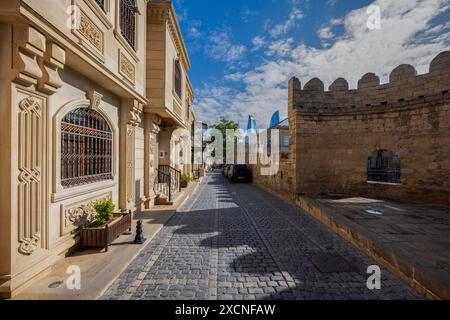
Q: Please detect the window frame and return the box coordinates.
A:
[114,0,140,62]
[60,108,114,189]
[367,149,401,185]
[52,100,118,203]
[119,0,137,49]
[84,0,113,29]
[174,58,183,99]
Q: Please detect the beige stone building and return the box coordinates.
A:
[0,0,195,298]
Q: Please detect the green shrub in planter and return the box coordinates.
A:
[94,199,116,225]
[181,174,192,188]
[181,174,192,183]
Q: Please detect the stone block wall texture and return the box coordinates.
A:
[289,51,450,205]
[253,51,450,206]
[251,154,294,201]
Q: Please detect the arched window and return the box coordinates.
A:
[367,150,400,184]
[61,108,113,188]
[120,0,136,48]
[174,59,182,98]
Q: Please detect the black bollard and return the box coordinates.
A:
[134,220,146,244]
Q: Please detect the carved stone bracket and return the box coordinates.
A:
[149,114,162,135]
[13,25,66,95]
[128,100,143,127]
[38,42,66,94]
[13,26,46,86]
[86,89,103,110]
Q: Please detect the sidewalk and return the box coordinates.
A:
[295,195,450,299]
[14,180,200,300]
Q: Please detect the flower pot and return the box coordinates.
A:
[80,211,132,252]
[181,180,188,188]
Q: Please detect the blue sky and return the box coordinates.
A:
[173,0,450,128]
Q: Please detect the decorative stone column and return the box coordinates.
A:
[119,99,143,212]
[0,24,65,298]
[144,113,161,209]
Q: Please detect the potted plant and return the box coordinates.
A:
[181,174,191,188]
[94,199,116,225]
[80,199,132,252]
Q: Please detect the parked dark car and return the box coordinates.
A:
[227,165,252,183]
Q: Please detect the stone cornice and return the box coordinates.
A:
[19,4,148,105]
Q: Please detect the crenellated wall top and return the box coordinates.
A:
[289,51,450,113]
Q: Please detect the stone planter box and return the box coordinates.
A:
[80,211,132,252]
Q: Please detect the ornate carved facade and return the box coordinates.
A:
[77,9,104,53]
[0,0,195,299]
[119,51,136,83]
[0,0,149,299]
[62,192,112,236]
[17,96,46,256]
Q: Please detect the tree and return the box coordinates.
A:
[208,116,240,164]
[210,116,239,136]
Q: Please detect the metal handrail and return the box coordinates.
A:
[159,165,182,193]
[155,169,172,201]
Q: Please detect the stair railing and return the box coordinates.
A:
[155,169,172,202]
[158,165,181,193]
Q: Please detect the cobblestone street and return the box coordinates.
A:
[102,172,422,300]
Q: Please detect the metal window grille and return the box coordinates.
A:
[174,60,182,98]
[120,0,136,48]
[95,0,105,11]
[367,150,400,183]
[61,108,113,188]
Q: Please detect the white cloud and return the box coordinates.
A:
[194,0,450,128]
[224,72,245,82]
[187,20,202,38]
[265,38,294,57]
[317,18,345,47]
[318,27,334,40]
[205,28,247,63]
[269,8,304,37]
[252,36,266,51]
[330,18,344,26]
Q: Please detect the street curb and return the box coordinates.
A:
[294,195,447,300]
[94,216,172,300]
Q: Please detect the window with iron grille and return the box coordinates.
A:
[367,150,400,184]
[61,108,113,188]
[120,0,136,49]
[95,0,105,11]
[174,60,182,98]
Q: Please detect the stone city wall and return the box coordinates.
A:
[253,51,450,205]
